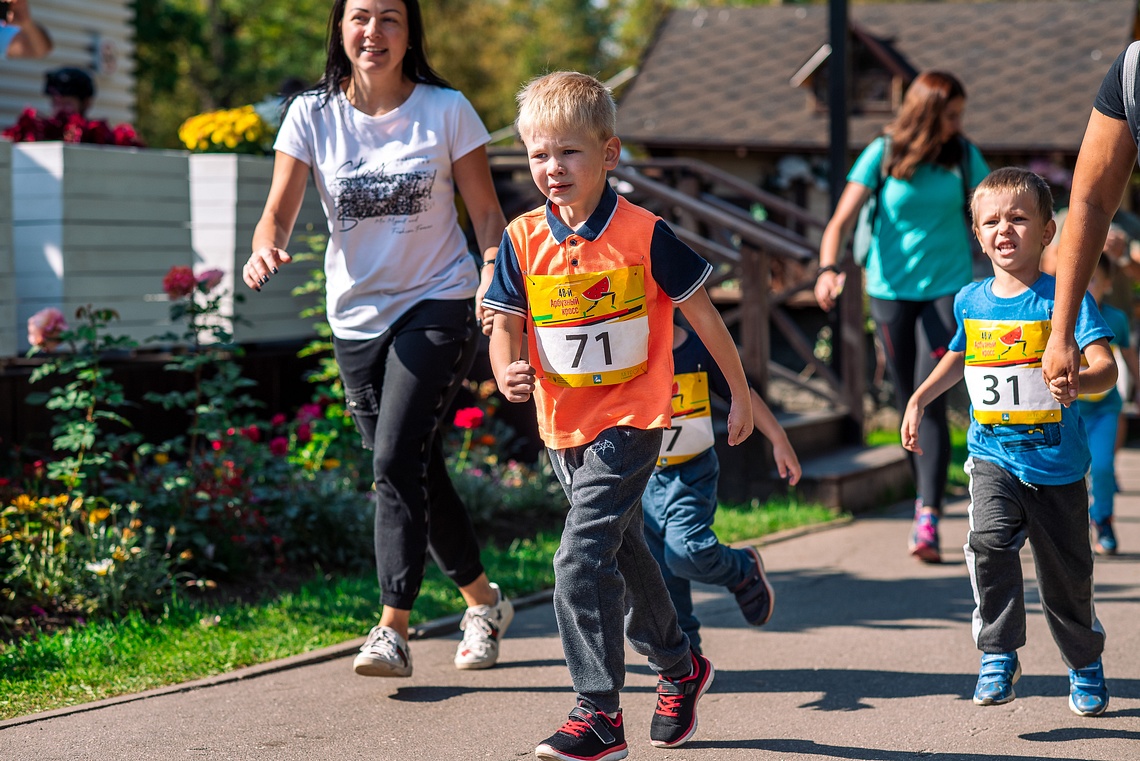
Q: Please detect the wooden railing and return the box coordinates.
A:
[487,151,866,433]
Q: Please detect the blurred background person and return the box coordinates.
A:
[2,0,52,59]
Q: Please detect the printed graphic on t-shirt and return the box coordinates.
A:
[333,159,436,231]
[962,318,1060,450]
[658,371,715,467]
[526,266,649,387]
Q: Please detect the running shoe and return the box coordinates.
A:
[353,624,413,678]
[649,651,714,748]
[732,546,775,626]
[908,505,941,563]
[535,702,627,761]
[455,582,514,669]
[973,651,1020,705]
[1093,519,1118,556]
[1069,660,1109,717]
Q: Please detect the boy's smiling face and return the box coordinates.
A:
[521,126,621,228]
[973,188,1056,282]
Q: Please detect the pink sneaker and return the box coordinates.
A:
[908,505,941,563]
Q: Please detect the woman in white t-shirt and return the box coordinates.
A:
[244,0,511,680]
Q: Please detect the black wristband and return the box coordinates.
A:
[816,264,840,278]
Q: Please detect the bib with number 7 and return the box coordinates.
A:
[525,266,649,387]
[962,318,1059,425]
[658,371,716,467]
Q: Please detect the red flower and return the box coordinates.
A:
[269,436,289,456]
[296,423,311,443]
[163,266,197,300]
[453,407,484,429]
[270,413,287,427]
[296,403,322,423]
[211,440,223,451]
[242,425,262,443]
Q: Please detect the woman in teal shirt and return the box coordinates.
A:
[814,70,989,564]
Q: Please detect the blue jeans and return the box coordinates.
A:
[1085,410,1119,526]
[642,449,753,652]
[548,426,692,715]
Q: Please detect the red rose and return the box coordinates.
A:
[453,407,484,430]
[163,266,197,299]
[269,436,289,456]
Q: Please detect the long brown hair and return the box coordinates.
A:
[883,71,966,180]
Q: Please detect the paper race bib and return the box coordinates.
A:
[525,267,649,387]
[962,319,1060,424]
[658,371,716,467]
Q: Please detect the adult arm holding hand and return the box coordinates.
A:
[1043,110,1136,401]
[452,144,507,336]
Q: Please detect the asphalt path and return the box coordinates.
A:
[3,449,1139,760]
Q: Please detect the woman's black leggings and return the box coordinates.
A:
[869,295,956,512]
[333,299,483,610]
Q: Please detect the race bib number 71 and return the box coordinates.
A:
[525,267,649,387]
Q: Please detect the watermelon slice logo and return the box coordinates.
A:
[999,326,1023,345]
[582,276,615,314]
[998,325,1027,357]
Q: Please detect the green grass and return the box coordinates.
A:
[0,496,840,722]
[866,425,969,488]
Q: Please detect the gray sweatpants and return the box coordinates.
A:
[963,457,1105,670]
[548,426,692,714]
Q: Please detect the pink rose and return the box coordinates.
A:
[162,266,197,300]
[453,407,484,430]
[27,307,68,350]
[270,413,287,427]
[269,436,289,456]
[296,423,312,443]
[196,268,225,294]
[296,403,322,423]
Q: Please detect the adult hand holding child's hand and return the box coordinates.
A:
[503,360,536,403]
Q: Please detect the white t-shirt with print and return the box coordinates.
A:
[274,84,490,339]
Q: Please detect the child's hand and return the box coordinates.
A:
[502,360,536,403]
[726,398,754,446]
[900,402,924,454]
[1048,375,1076,407]
[772,440,801,486]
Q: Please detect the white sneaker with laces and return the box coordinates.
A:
[353,624,413,678]
[454,582,514,670]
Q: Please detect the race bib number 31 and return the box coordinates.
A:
[962,319,1059,424]
[526,266,649,387]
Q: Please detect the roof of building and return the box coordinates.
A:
[616,0,1135,154]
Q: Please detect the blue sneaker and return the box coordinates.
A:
[1069,660,1109,717]
[1093,520,1118,556]
[973,652,1020,705]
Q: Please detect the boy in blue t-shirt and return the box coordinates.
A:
[1078,254,1137,555]
[901,168,1116,717]
[644,321,801,654]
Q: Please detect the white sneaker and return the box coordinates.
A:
[454,582,514,670]
[353,624,413,678]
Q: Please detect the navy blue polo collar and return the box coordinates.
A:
[544,184,619,243]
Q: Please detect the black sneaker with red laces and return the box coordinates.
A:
[535,702,628,761]
[649,651,714,748]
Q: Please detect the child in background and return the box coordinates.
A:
[1079,255,1138,555]
[484,71,754,761]
[644,319,801,654]
[901,167,1115,716]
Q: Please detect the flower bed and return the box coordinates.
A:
[0,140,14,357]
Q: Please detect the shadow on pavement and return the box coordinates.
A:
[720,739,1095,760]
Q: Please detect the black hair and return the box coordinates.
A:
[303,0,452,109]
[44,67,95,100]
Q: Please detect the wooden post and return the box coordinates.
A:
[837,258,865,439]
[739,244,770,397]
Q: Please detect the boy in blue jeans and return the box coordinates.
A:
[484,71,754,760]
[644,320,802,653]
[902,167,1115,717]
[1079,254,1137,554]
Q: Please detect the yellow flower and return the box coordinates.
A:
[88,507,111,525]
[85,559,113,576]
[112,547,128,562]
[154,452,169,466]
[322,458,341,470]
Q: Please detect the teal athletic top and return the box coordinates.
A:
[1077,302,1130,417]
[848,136,989,301]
